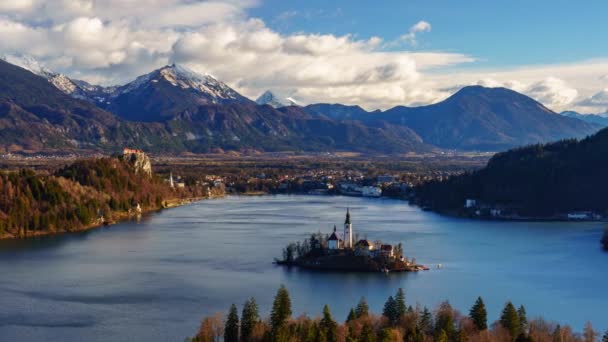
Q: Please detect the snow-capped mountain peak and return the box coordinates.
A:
[1,53,55,78]
[0,53,113,102]
[256,90,299,108]
[117,64,245,103]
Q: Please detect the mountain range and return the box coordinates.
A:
[0,55,602,154]
[560,111,608,127]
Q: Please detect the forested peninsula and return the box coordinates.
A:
[415,127,608,220]
[0,151,214,239]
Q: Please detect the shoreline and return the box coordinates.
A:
[234,192,607,223]
[0,196,212,241]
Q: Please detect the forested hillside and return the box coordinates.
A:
[415,127,608,216]
[0,155,208,238]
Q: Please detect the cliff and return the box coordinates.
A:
[120,148,152,177]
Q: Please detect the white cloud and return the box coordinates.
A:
[0,0,37,12]
[398,20,431,47]
[0,1,606,112]
[576,89,608,112]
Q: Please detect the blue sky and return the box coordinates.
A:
[0,0,606,112]
[250,0,608,67]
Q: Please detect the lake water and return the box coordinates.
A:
[0,195,606,341]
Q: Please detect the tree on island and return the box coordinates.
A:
[469,296,488,331]
[224,304,239,342]
[241,297,259,342]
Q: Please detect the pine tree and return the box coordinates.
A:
[602,329,608,342]
[469,297,488,331]
[241,297,259,342]
[383,295,397,325]
[346,308,357,322]
[518,305,527,334]
[394,288,406,320]
[500,301,520,339]
[419,306,433,334]
[320,305,338,342]
[355,297,369,318]
[225,304,239,342]
[270,285,292,333]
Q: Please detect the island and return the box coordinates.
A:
[275,209,428,272]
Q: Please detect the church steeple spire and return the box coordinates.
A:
[345,208,351,224]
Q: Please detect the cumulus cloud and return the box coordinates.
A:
[0,1,605,112]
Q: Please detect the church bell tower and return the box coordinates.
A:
[343,208,353,248]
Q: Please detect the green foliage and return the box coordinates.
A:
[500,301,521,339]
[382,296,397,325]
[435,302,455,340]
[394,288,406,320]
[469,296,488,331]
[355,297,369,318]
[0,156,206,238]
[192,288,595,342]
[419,306,433,334]
[241,297,259,342]
[225,304,239,342]
[346,308,356,322]
[320,305,337,342]
[416,129,608,216]
[270,285,292,334]
[518,305,528,333]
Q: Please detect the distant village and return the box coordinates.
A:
[462,198,605,221]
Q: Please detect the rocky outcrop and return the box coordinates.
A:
[121,148,152,177]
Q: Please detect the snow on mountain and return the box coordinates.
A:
[0,53,114,103]
[256,90,299,108]
[115,64,246,103]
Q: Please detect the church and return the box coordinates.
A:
[328,208,353,250]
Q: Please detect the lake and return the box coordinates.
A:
[0,195,606,341]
